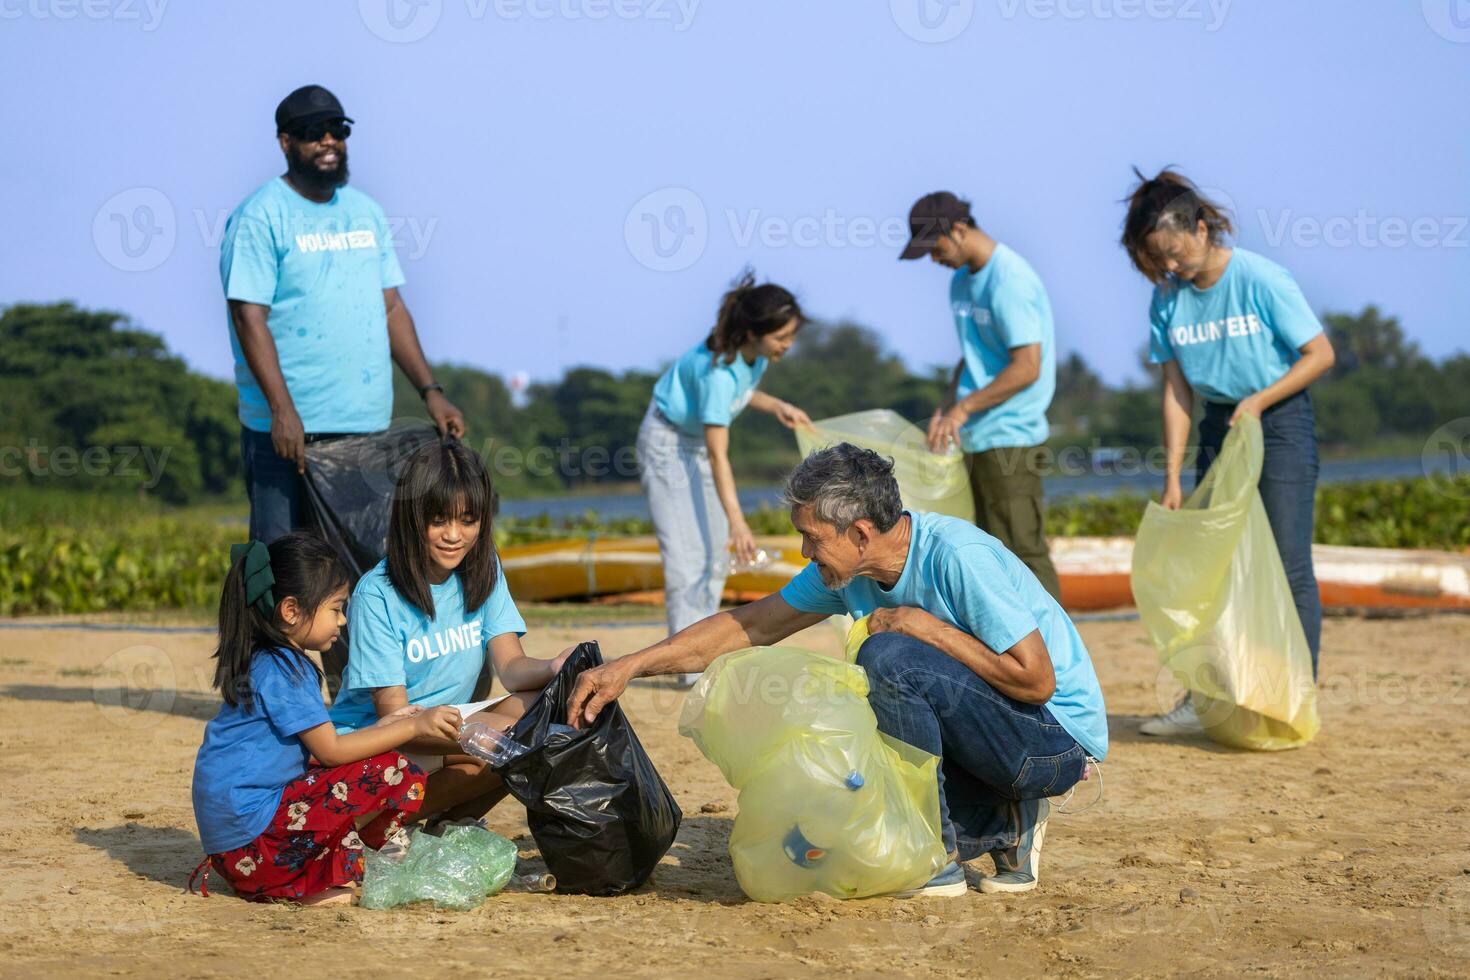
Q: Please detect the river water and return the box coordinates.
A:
[500,454,1453,522]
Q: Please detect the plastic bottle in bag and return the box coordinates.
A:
[679,646,946,902]
[460,722,531,767]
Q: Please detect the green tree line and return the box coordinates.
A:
[2,301,1467,504]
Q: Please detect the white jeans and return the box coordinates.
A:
[638,405,730,639]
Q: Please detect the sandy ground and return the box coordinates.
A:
[1,611,1468,978]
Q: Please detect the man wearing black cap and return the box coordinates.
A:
[220,84,465,543]
[899,192,1061,600]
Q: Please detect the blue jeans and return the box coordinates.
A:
[1196,390,1322,676]
[857,632,1087,860]
[240,427,306,543]
[239,427,356,543]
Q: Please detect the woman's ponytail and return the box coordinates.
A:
[705,268,803,363]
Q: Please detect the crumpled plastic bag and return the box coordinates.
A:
[301,420,443,580]
[678,646,946,902]
[1131,414,1320,750]
[497,642,681,895]
[795,409,974,523]
[360,824,518,910]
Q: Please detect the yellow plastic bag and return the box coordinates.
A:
[1130,414,1320,750]
[678,646,946,902]
[795,409,974,523]
[844,615,871,663]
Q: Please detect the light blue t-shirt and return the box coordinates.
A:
[651,343,768,437]
[192,650,330,854]
[220,177,407,434]
[780,511,1108,761]
[330,558,527,732]
[949,243,1057,453]
[1148,247,1323,404]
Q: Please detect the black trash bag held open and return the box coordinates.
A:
[301,420,442,580]
[497,642,681,895]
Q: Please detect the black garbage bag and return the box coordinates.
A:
[497,642,682,895]
[300,420,443,580]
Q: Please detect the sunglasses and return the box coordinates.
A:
[290,120,352,143]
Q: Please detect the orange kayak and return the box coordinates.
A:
[500,535,1470,612]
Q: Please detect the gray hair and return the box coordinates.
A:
[784,443,903,533]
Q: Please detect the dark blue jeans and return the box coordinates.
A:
[857,632,1087,861]
[239,427,357,543]
[240,427,306,543]
[1196,390,1322,676]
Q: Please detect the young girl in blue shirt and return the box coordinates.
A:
[330,440,573,822]
[191,533,462,905]
[1121,169,1337,736]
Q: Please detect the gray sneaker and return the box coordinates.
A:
[1140,694,1203,736]
[893,860,968,898]
[981,798,1049,894]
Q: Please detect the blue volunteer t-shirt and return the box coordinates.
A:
[1148,247,1323,404]
[651,342,768,437]
[330,558,527,732]
[950,243,1057,453]
[220,177,406,434]
[780,511,1108,761]
[192,650,330,854]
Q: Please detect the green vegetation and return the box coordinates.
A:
[3,299,1466,616]
[4,477,1464,617]
[6,302,1467,506]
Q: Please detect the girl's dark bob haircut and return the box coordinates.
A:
[1120,167,1234,285]
[705,268,804,364]
[386,439,501,618]
[213,531,346,711]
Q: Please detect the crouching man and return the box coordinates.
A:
[568,443,1108,896]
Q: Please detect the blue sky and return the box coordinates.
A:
[2,1,1466,390]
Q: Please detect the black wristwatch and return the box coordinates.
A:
[417,381,444,399]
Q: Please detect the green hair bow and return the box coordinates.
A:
[230,540,277,617]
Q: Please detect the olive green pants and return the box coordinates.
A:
[965,445,1062,602]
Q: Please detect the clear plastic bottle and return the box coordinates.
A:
[728,547,773,575]
[459,722,530,767]
[504,872,557,893]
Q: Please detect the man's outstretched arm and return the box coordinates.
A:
[567,593,827,727]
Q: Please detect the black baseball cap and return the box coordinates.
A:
[275,85,354,134]
[899,191,972,260]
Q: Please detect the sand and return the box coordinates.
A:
[1,612,1467,978]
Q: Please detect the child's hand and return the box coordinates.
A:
[413,706,463,742]
[374,704,423,727]
[550,645,578,674]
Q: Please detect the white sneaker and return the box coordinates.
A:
[1140,695,1203,736]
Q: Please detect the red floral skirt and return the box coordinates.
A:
[201,751,426,901]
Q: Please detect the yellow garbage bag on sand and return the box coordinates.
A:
[677,646,946,902]
[1130,414,1320,751]
[795,409,974,523]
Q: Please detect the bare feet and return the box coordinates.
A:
[299,887,355,907]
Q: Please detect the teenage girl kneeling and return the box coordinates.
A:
[191,533,462,905]
[329,440,574,824]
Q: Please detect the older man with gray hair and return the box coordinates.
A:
[569,443,1109,897]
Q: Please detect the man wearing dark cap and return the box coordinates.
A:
[221,84,465,543]
[899,192,1061,600]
